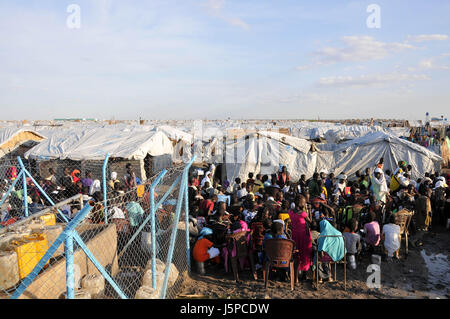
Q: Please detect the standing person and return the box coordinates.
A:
[372,168,388,203]
[124,163,137,190]
[247,172,255,186]
[288,195,313,281]
[324,173,334,198]
[308,173,321,199]
[277,166,290,189]
[415,187,433,231]
[81,171,94,188]
[298,175,307,194]
[253,174,264,194]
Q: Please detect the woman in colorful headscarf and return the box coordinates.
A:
[313,219,346,282]
[71,169,81,184]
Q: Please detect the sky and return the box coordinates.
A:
[0,0,449,121]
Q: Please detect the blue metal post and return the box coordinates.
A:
[21,168,69,223]
[65,232,74,299]
[160,156,195,299]
[17,157,28,217]
[72,232,128,299]
[11,202,95,299]
[118,173,180,259]
[184,170,191,273]
[0,171,24,208]
[102,153,110,225]
[150,169,167,289]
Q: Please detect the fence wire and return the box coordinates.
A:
[0,160,191,299]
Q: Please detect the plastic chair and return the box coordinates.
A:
[395,209,413,256]
[313,235,346,291]
[226,230,257,282]
[263,238,296,291]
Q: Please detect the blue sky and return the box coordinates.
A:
[0,0,449,121]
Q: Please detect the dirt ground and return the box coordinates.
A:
[178,227,450,299]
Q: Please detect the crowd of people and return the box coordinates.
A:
[0,163,144,226]
[407,125,449,148]
[188,159,449,284]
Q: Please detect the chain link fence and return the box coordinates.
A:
[0,156,193,299]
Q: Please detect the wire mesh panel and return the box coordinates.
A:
[0,157,32,223]
[0,196,81,299]
[104,165,188,299]
[0,157,192,299]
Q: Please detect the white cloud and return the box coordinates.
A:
[314,36,415,65]
[407,34,449,42]
[418,58,450,70]
[317,72,431,88]
[203,0,249,30]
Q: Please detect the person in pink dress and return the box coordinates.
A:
[288,195,313,281]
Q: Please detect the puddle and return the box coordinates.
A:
[420,250,450,298]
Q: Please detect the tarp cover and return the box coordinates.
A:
[24,128,173,161]
[0,128,45,148]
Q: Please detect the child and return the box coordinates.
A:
[382,214,401,261]
[343,218,361,269]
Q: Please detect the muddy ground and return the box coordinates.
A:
[178,227,450,299]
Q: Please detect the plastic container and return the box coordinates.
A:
[0,250,20,290]
[42,225,64,258]
[81,274,105,298]
[144,259,179,287]
[135,285,160,299]
[10,233,49,279]
[39,213,56,226]
[142,268,164,289]
[348,255,356,270]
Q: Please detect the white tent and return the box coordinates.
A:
[24,128,173,161]
[225,131,315,184]
[315,132,442,180]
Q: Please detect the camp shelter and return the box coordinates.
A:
[0,128,46,159]
[224,131,314,185]
[315,132,443,180]
[24,127,173,182]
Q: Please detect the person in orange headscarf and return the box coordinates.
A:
[71,169,81,184]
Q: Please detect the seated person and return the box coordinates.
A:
[382,214,401,260]
[363,211,381,251]
[314,220,346,283]
[343,218,361,269]
[193,228,221,274]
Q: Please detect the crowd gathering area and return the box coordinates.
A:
[186,159,449,292]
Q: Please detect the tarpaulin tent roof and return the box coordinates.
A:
[24,128,173,161]
[315,131,442,180]
[225,131,315,184]
[0,128,46,148]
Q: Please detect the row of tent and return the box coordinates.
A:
[0,123,445,184]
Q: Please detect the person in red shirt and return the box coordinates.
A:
[201,195,218,216]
